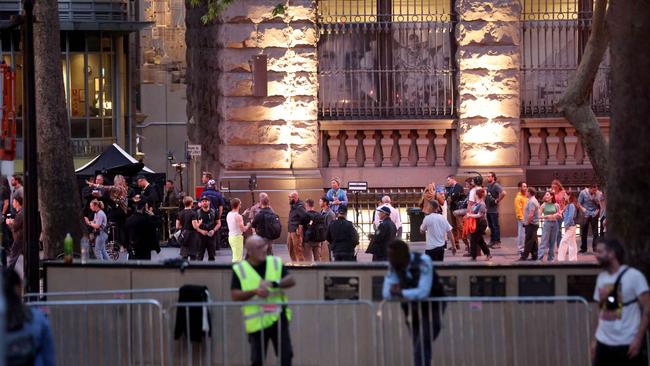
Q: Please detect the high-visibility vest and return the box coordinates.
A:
[233,256,292,334]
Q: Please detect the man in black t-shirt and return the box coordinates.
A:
[445,175,469,252]
[193,196,220,261]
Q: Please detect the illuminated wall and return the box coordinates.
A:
[457,0,521,166]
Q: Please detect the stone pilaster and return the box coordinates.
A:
[217,0,319,171]
[456,0,521,167]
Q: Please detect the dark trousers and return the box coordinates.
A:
[580,216,599,252]
[334,253,356,262]
[594,341,645,366]
[132,244,151,260]
[486,212,501,242]
[522,224,539,259]
[197,235,216,261]
[425,247,445,261]
[372,254,387,262]
[470,220,490,260]
[249,313,293,366]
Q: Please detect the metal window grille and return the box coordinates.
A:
[520,0,610,117]
[317,0,456,119]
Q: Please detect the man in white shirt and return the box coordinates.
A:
[373,196,402,237]
[592,238,650,366]
[420,200,454,261]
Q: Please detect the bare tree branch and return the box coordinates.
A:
[557,0,609,187]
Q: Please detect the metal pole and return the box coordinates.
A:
[22,0,39,294]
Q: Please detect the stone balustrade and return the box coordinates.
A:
[321,120,455,168]
[521,118,610,167]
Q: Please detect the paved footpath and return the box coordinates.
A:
[123,236,597,265]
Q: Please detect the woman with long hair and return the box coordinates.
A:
[85,199,110,260]
[551,179,568,244]
[3,269,56,365]
[465,188,492,261]
[538,191,561,261]
[557,192,579,261]
[420,183,445,215]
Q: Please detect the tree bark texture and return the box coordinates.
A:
[607,0,650,275]
[185,5,220,177]
[34,0,85,257]
[557,0,609,187]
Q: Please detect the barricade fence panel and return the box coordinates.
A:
[27,299,165,366]
[24,288,179,310]
[166,300,376,366]
[379,296,592,366]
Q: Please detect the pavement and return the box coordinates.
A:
[116,236,598,265]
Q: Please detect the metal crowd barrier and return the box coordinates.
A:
[166,300,376,366]
[27,299,165,366]
[24,288,179,309]
[378,296,592,366]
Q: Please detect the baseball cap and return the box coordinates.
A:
[337,206,348,215]
[376,206,391,215]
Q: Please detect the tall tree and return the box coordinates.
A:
[607,0,650,275]
[556,0,609,188]
[33,0,85,257]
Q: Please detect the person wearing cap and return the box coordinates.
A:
[199,179,224,224]
[136,174,160,209]
[367,206,397,261]
[201,171,213,187]
[193,195,220,261]
[326,206,359,261]
[326,177,348,214]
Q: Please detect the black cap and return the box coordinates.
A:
[200,196,210,201]
[377,206,391,215]
[337,206,347,215]
[135,174,146,181]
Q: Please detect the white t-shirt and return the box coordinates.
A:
[593,265,649,346]
[420,212,452,250]
[468,187,478,205]
[226,211,243,236]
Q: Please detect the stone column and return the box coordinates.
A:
[217,0,319,171]
[416,129,431,167]
[456,0,521,167]
[546,128,561,165]
[564,127,578,165]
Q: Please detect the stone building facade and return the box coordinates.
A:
[139,0,609,237]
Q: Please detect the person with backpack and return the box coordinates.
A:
[383,240,445,366]
[592,238,650,366]
[193,196,220,261]
[251,194,281,255]
[3,269,56,366]
[302,199,328,261]
[287,191,307,262]
[326,206,358,261]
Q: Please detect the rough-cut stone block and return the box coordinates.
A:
[290,144,319,169]
[459,118,519,144]
[218,23,317,49]
[460,142,520,166]
[220,72,318,97]
[219,48,317,73]
[456,21,520,46]
[458,0,522,22]
[222,145,291,169]
[458,69,519,96]
[221,121,286,144]
[459,95,520,119]
[218,24,257,48]
[290,120,319,145]
[221,0,315,24]
[458,47,520,71]
[221,96,318,122]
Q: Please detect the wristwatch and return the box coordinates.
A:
[271,281,280,289]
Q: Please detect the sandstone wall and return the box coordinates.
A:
[217,0,319,171]
[456,0,521,166]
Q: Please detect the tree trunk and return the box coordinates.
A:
[185,5,221,178]
[34,0,85,257]
[607,1,650,275]
[557,0,609,187]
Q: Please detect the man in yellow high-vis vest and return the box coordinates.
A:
[231,234,295,366]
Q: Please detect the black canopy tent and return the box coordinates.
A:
[75,143,166,197]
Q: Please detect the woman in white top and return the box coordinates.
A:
[226,198,250,262]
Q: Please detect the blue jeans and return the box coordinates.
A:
[94,232,110,260]
[486,212,501,243]
[538,220,559,261]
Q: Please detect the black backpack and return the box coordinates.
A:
[305,212,328,242]
[399,253,447,339]
[6,319,38,366]
[258,211,282,240]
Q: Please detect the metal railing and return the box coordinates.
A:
[379,296,593,366]
[520,0,610,117]
[27,299,165,366]
[0,0,131,22]
[317,0,456,119]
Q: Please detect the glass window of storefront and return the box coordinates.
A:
[0,31,116,141]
